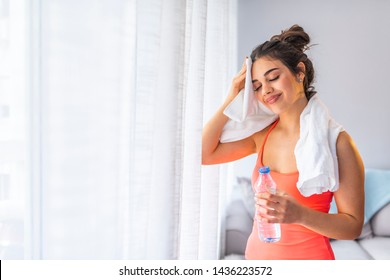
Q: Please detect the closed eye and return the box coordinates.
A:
[254,85,262,92]
[253,75,279,92]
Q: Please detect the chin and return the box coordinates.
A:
[267,106,282,115]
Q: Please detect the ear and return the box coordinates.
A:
[296,62,306,81]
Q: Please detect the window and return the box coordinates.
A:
[0,0,27,259]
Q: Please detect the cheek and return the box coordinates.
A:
[255,92,266,104]
[278,77,292,90]
[278,78,297,97]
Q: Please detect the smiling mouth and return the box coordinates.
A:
[265,94,281,104]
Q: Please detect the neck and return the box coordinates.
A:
[277,97,308,133]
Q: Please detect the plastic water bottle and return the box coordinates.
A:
[254,166,281,243]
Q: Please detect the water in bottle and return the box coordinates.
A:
[254,166,281,243]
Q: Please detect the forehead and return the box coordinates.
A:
[251,57,287,78]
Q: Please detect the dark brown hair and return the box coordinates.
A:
[250,25,316,99]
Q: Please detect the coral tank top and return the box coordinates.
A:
[245,120,335,260]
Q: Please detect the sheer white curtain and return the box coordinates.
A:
[0,0,28,260]
[21,0,237,260]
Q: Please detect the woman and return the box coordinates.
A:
[202,25,364,259]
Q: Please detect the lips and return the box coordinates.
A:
[265,93,282,104]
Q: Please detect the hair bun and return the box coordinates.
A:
[271,24,310,52]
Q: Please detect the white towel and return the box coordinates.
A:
[221,57,278,142]
[295,95,344,196]
[221,58,344,197]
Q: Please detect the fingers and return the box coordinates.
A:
[256,216,279,224]
[231,57,248,89]
[254,191,289,223]
[255,195,280,223]
[255,207,279,223]
[233,71,246,84]
[239,57,247,73]
[255,191,288,204]
[255,190,304,224]
[256,205,278,217]
[234,58,247,82]
[255,197,279,210]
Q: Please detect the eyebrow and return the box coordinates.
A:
[252,67,279,83]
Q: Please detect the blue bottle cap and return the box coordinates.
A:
[259,166,270,174]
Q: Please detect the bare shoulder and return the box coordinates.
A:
[337,131,353,150]
[252,123,274,152]
[334,131,365,229]
[336,131,365,177]
[336,131,361,158]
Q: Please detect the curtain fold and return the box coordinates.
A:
[24,0,236,260]
[128,0,187,259]
[177,0,207,259]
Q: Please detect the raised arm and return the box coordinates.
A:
[202,59,257,165]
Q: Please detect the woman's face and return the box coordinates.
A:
[251,57,304,115]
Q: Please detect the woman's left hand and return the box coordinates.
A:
[255,190,305,224]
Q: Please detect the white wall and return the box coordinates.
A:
[233,0,390,178]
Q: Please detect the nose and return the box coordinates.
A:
[262,82,273,96]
